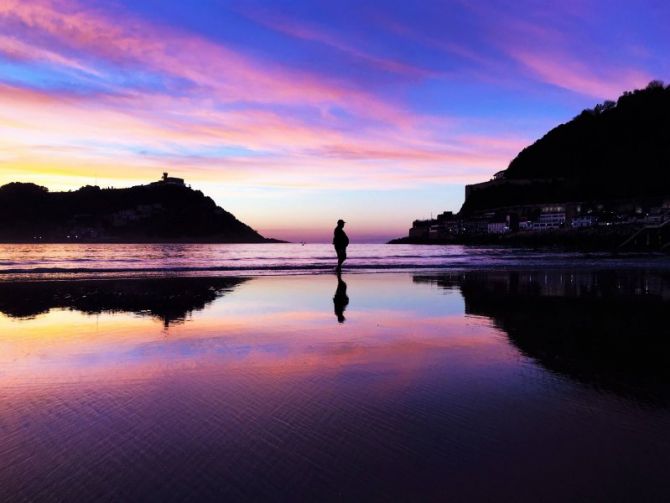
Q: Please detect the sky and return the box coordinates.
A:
[0,0,668,242]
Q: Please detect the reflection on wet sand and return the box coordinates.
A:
[2,271,670,501]
[333,273,349,323]
[0,277,247,327]
[415,270,670,405]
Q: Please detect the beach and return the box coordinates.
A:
[1,246,670,501]
[4,1,669,499]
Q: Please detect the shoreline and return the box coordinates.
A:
[0,238,287,244]
[389,223,670,252]
[2,255,670,283]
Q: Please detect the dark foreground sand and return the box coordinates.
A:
[1,271,669,502]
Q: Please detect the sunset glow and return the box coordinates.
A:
[1,0,667,241]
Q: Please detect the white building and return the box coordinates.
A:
[571,216,596,228]
[487,222,509,234]
[533,206,566,230]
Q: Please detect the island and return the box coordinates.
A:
[391,81,670,251]
[0,173,281,243]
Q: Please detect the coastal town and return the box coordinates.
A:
[393,82,670,249]
[408,176,670,241]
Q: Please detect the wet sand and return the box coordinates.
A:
[1,271,669,501]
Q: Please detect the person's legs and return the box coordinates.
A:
[336,248,346,271]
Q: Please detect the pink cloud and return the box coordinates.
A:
[0,34,100,75]
[0,0,418,128]
[0,82,509,192]
[509,48,652,99]
[468,5,655,99]
[0,0,523,183]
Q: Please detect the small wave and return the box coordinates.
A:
[0,264,448,274]
[1,256,668,280]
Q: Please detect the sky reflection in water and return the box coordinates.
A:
[1,271,669,501]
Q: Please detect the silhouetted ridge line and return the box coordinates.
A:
[393,82,670,249]
[0,174,283,243]
[461,81,670,214]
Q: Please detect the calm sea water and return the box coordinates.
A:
[0,243,669,279]
[1,269,669,501]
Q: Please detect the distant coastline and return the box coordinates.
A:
[389,224,645,251]
[0,173,285,244]
[390,83,670,252]
[0,237,286,244]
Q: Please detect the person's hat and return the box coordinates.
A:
[337,219,345,225]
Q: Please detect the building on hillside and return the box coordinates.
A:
[533,205,566,230]
[160,172,185,186]
[571,215,596,228]
[436,211,460,236]
[429,223,443,239]
[436,211,455,223]
[519,219,532,231]
[409,220,431,239]
[506,213,520,232]
[461,218,489,234]
[487,221,509,234]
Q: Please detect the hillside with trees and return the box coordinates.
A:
[0,178,276,243]
[461,81,670,214]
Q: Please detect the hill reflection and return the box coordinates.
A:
[0,277,248,327]
[415,270,670,406]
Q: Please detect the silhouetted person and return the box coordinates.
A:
[333,219,349,272]
[333,273,349,323]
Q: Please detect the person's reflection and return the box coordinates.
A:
[333,272,349,323]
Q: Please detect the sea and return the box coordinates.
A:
[0,242,669,279]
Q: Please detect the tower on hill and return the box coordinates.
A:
[160,172,185,186]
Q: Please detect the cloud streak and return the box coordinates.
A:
[0,0,666,240]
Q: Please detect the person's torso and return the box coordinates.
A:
[333,228,348,247]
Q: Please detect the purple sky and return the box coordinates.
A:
[0,0,668,241]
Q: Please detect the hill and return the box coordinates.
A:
[0,176,278,243]
[461,81,670,214]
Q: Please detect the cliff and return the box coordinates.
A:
[0,179,278,243]
[461,81,670,214]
